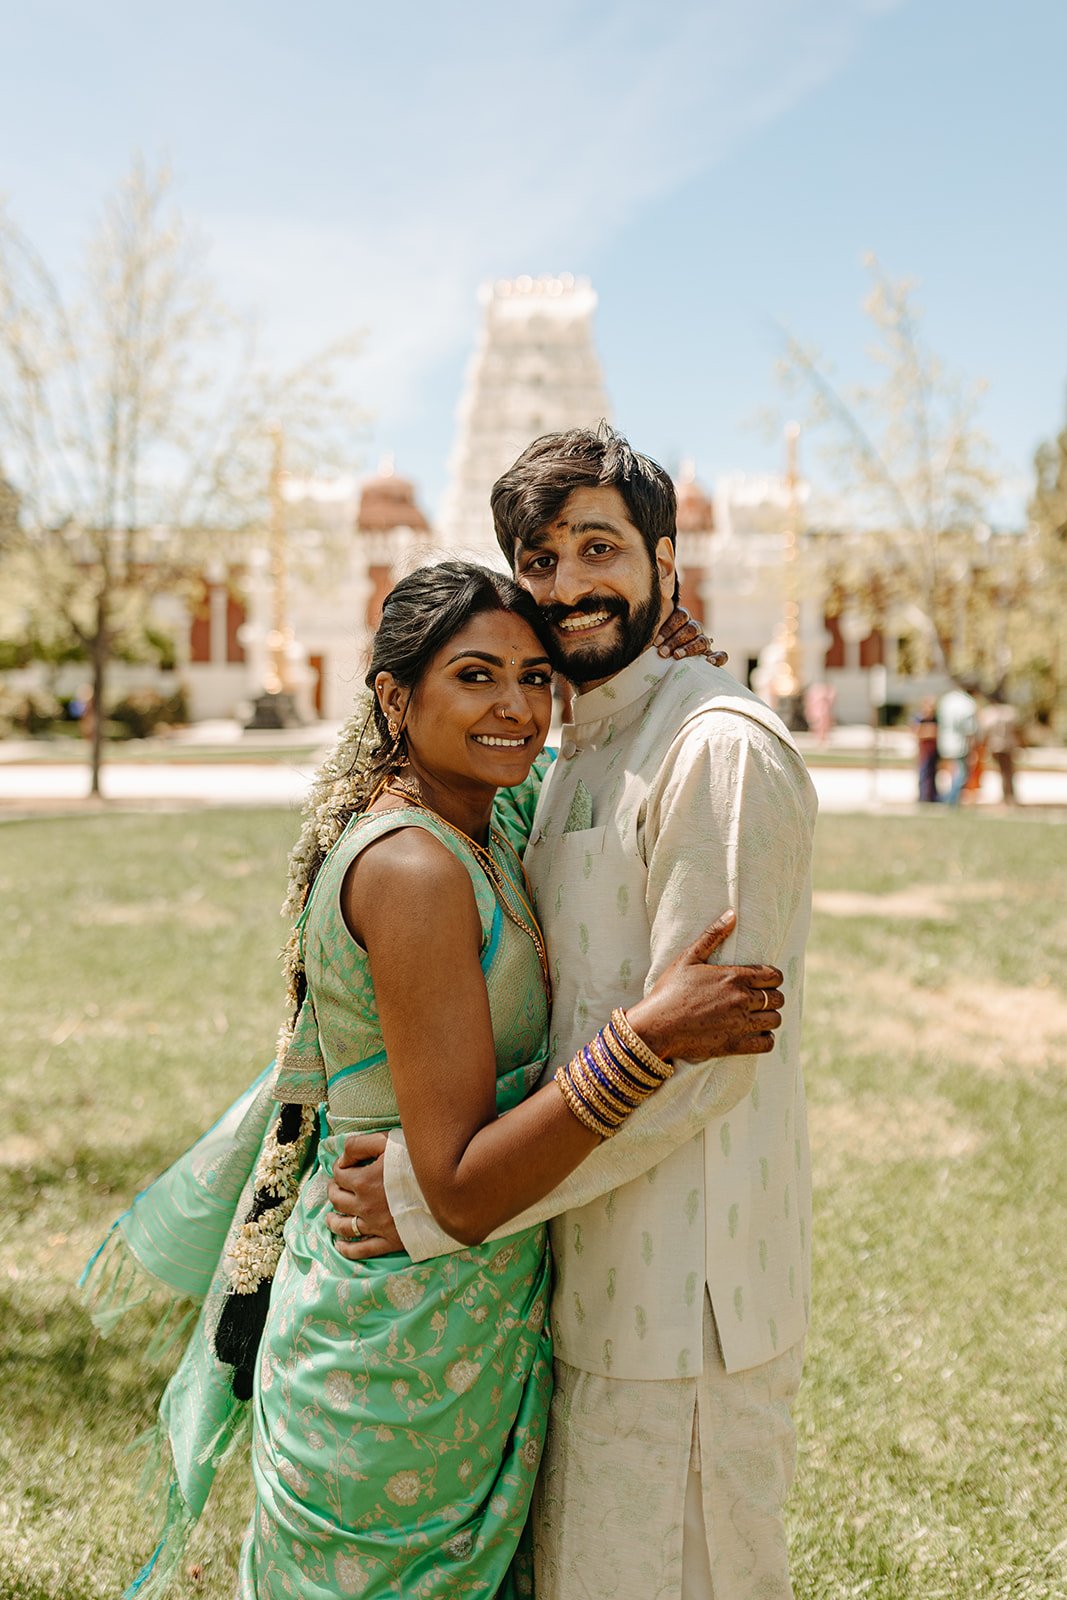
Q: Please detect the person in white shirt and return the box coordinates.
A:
[329,427,818,1600]
[937,682,979,806]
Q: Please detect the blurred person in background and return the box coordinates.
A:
[803,679,835,746]
[913,697,940,803]
[979,689,1020,804]
[937,680,979,806]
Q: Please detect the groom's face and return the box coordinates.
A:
[513,486,676,690]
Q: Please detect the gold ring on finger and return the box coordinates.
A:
[354,1215,366,1239]
[756,989,771,1012]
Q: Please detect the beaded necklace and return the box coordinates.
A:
[386,777,552,1003]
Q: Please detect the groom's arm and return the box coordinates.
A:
[339,712,816,1261]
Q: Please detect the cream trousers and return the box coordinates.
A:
[534,1296,803,1600]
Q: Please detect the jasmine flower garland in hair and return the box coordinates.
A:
[280,688,405,1009]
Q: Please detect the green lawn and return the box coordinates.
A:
[1,810,1064,1599]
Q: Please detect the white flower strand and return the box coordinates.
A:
[224,1104,317,1296]
[281,694,378,923]
[255,1109,316,1198]
[226,697,387,1302]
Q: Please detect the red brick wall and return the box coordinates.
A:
[677,568,706,625]
[226,590,246,663]
[366,565,393,630]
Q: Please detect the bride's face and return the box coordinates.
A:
[382,609,554,795]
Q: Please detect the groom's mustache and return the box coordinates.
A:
[539,595,628,629]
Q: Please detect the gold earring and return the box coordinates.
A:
[387,719,399,739]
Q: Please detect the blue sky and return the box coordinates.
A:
[3,0,1064,522]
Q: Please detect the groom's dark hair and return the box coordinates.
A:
[491,423,677,569]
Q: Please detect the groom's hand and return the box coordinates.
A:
[327,1132,405,1260]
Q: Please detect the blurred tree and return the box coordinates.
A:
[780,256,1003,681]
[0,158,364,793]
[1019,417,1067,731]
[0,460,19,544]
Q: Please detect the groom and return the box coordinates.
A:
[331,426,817,1600]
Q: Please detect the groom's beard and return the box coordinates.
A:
[540,577,662,686]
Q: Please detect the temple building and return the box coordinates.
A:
[438,275,610,562]
[705,470,827,706]
[673,461,715,624]
[140,276,883,725]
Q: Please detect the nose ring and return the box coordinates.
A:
[496,705,519,722]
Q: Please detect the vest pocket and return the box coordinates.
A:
[553,824,607,859]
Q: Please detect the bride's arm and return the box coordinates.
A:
[346,827,777,1247]
[347,826,598,1244]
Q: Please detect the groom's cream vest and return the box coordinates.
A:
[524,650,816,1380]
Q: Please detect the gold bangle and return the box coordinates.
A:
[588,1032,654,1108]
[594,1028,663,1095]
[567,1053,629,1129]
[556,1063,614,1138]
[609,1009,674,1081]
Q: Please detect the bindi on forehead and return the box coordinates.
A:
[532,513,624,545]
[543,518,582,543]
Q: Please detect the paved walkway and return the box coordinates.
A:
[1,735,1065,814]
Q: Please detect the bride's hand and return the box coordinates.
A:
[625,911,784,1062]
[654,605,727,666]
[327,1133,404,1261]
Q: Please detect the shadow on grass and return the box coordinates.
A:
[0,1289,179,1416]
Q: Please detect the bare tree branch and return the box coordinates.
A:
[777,258,1002,679]
[0,159,367,794]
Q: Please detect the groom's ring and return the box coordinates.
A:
[354,1216,367,1238]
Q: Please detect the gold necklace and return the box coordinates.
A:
[385,779,551,1002]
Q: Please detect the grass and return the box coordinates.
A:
[1,809,1065,1599]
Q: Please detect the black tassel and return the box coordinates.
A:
[214,1280,272,1400]
[275,1099,308,1146]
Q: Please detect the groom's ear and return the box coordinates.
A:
[655,537,677,602]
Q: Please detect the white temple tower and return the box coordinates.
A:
[438,274,611,563]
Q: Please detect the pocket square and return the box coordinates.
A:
[562,780,594,834]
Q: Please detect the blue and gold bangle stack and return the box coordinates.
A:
[556,1008,674,1138]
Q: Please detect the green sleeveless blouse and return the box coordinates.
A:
[274,806,549,1127]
